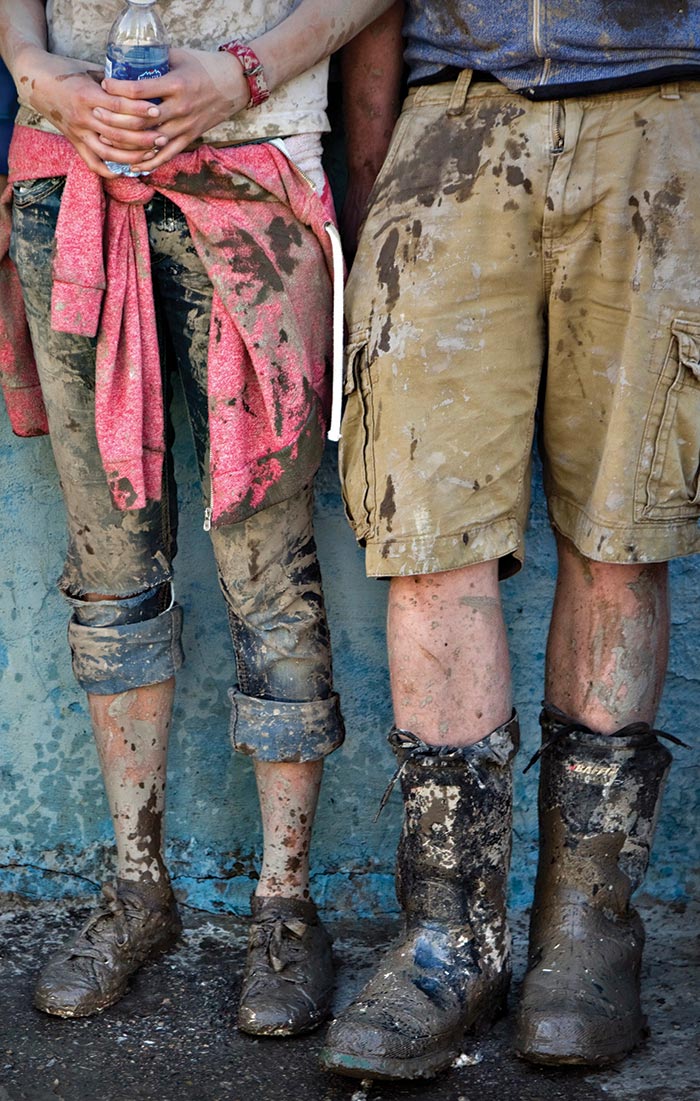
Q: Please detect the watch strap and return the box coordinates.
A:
[218,40,270,109]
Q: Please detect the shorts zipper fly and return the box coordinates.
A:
[552,101,565,153]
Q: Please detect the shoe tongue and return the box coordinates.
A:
[251,895,317,925]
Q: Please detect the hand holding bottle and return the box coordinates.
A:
[8,45,161,177]
[99,46,251,174]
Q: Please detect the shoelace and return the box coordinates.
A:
[61,884,133,965]
[523,702,689,774]
[375,730,489,821]
[249,915,309,981]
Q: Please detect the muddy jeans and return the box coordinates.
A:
[11,178,343,763]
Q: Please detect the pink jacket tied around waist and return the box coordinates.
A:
[0,125,338,526]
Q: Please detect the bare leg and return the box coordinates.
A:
[388,561,512,746]
[254,759,323,901]
[89,677,175,896]
[34,672,180,1017]
[546,535,669,732]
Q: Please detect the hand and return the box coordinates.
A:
[17,46,161,177]
[99,48,249,173]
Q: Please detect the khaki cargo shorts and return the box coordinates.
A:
[340,71,700,577]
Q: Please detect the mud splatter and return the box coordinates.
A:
[379,475,396,532]
[505,165,533,194]
[266,216,303,276]
[629,178,684,261]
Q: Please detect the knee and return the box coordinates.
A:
[390,560,500,608]
[64,582,184,694]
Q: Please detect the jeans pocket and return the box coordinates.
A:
[339,328,376,541]
[12,176,65,209]
[635,316,700,521]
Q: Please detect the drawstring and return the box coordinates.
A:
[268,136,345,442]
[374,735,418,823]
[523,702,689,774]
[323,219,345,441]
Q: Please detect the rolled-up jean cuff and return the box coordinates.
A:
[228,689,345,763]
[67,603,185,694]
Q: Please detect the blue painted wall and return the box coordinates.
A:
[0,389,697,917]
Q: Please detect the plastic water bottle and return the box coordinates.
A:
[104,0,169,176]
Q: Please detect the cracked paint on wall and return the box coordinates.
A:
[0,398,697,916]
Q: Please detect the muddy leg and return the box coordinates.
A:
[546,534,669,731]
[89,677,175,896]
[253,758,323,902]
[388,560,512,746]
[34,672,181,1019]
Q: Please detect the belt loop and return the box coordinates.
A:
[447,69,473,116]
[660,81,681,100]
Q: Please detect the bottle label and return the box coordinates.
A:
[105,47,169,83]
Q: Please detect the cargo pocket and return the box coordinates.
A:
[635,317,700,521]
[338,329,376,542]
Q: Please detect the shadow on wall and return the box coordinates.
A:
[0,386,698,917]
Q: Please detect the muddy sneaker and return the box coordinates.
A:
[33,881,182,1018]
[236,896,333,1036]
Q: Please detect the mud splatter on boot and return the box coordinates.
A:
[515,706,674,1066]
[320,714,519,1081]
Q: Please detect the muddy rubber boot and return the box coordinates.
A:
[515,706,673,1067]
[320,714,519,1081]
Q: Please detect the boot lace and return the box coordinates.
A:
[375,730,492,820]
[523,702,689,774]
[58,884,136,967]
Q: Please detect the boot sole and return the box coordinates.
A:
[33,924,182,1019]
[319,1042,460,1081]
[320,983,509,1082]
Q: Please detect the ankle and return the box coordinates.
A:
[255,880,311,903]
[116,874,174,910]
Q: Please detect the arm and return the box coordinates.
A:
[102,0,400,174]
[340,2,405,255]
[0,0,159,177]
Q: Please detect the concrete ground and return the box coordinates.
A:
[0,896,696,1101]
